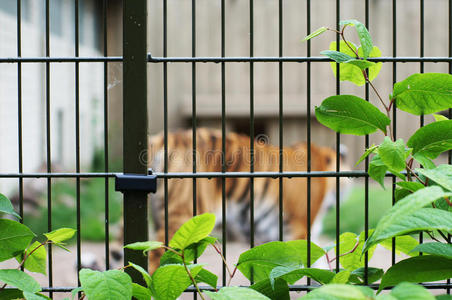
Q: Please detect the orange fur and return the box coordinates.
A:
[148,128,337,271]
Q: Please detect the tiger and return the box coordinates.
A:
[147,128,345,271]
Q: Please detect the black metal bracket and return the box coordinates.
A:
[114,169,157,193]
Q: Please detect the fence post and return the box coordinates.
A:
[123,0,148,283]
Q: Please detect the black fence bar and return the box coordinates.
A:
[220,0,227,286]
[249,0,255,254]
[335,0,341,273]
[391,0,397,267]
[103,0,110,271]
[2,56,452,64]
[74,0,82,287]
[122,0,149,282]
[45,0,53,296]
[147,56,452,63]
[0,57,122,62]
[306,0,312,285]
[163,0,169,247]
[278,0,284,242]
[16,0,23,223]
[34,281,452,293]
[364,0,370,285]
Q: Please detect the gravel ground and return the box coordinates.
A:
[0,237,411,299]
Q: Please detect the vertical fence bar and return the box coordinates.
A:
[335,0,341,273]
[221,0,227,286]
[45,0,53,296]
[418,0,424,251]
[249,0,255,252]
[74,0,82,286]
[364,0,370,285]
[278,0,284,242]
[16,0,23,223]
[103,0,110,270]
[192,0,197,223]
[448,0,452,295]
[392,0,397,266]
[306,0,312,287]
[191,2,197,298]
[163,0,169,247]
[123,0,149,281]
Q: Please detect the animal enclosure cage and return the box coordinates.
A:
[0,0,451,298]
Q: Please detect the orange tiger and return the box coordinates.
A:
[148,128,340,271]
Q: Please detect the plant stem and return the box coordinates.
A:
[18,241,47,270]
[211,243,233,286]
[437,230,451,243]
[182,251,206,300]
[162,245,183,257]
[228,266,238,287]
[406,165,426,185]
[329,239,360,263]
[426,231,442,243]
[0,283,6,291]
[324,252,333,272]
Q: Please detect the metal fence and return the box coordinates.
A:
[0,0,451,298]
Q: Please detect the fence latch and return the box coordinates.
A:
[114,169,157,193]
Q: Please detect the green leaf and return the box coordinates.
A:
[349,267,384,284]
[128,262,152,287]
[79,269,133,300]
[413,153,436,169]
[205,287,270,300]
[340,19,373,59]
[0,219,35,262]
[285,240,325,267]
[70,287,83,300]
[417,165,452,192]
[410,243,452,259]
[369,154,388,189]
[386,282,435,300]
[364,186,449,251]
[150,264,203,300]
[301,284,371,300]
[237,241,303,282]
[392,73,452,115]
[337,231,376,271]
[368,208,452,253]
[16,241,47,275]
[0,289,24,299]
[131,283,152,300]
[379,235,419,257]
[251,278,290,300]
[379,255,452,292]
[23,292,51,300]
[355,145,378,166]
[434,114,449,122]
[195,268,218,289]
[0,193,20,219]
[161,236,217,265]
[330,270,351,284]
[396,181,424,192]
[437,295,452,300]
[321,50,355,63]
[328,41,382,86]
[124,241,163,255]
[378,137,407,173]
[269,267,335,287]
[315,95,390,135]
[0,269,41,293]
[44,228,76,243]
[237,240,324,282]
[321,50,376,70]
[303,27,328,41]
[394,188,412,202]
[407,120,452,159]
[169,213,216,250]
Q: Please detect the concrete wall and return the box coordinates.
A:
[0,0,105,194]
[146,0,451,166]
